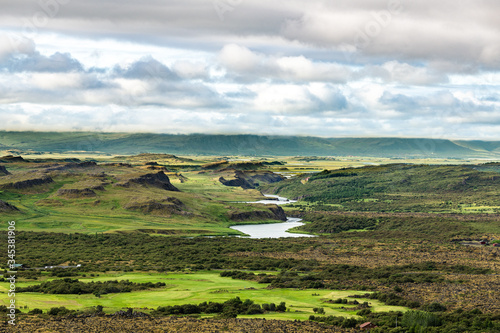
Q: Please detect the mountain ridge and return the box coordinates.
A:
[1,131,500,158]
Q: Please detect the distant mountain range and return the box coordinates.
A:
[1,131,500,158]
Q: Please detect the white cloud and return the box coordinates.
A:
[172,60,208,80]
[276,56,351,82]
[0,0,499,139]
[362,61,448,85]
[219,44,261,72]
[0,33,35,61]
[218,44,352,83]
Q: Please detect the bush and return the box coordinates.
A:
[276,302,286,312]
[357,309,372,316]
[48,307,72,316]
[402,310,441,329]
[423,302,447,312]
[341,317,358,328]
[313,307,325,314]
[246,304,264,315]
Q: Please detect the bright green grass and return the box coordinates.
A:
[0,272,406,319]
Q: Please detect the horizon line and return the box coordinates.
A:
[0,129,499,142]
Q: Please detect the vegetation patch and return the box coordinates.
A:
[18,278,166,296]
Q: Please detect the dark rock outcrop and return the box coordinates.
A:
[262,161,285,166]
[125,197,186,216]
[203,161,267,171]
[146,165,170,171]
[201,160,229,170]
[267,205,288,221]
[57,188,97,198]
[247,171,285,184]
[45,161,97,172]
[229,205,287,222]
[103,163,132,168]
[69,161,97,168]
[0,165,10,175]
[220,162,264,171]
[2,176,54,189]
[118,172,179,191]
[0,200,19,212]
[219,176,254,190]
[0,155,25,163]
[219,170,285,189]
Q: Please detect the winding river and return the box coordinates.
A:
[230,195,315,239]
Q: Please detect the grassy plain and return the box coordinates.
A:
[0,272,405,319]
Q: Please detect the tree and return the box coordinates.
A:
[313,307,325,314]
[276,302,286,312]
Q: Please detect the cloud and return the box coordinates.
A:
[218,44,351,83]
[275,56,351,82]
[2,0,499,72]
[2,51,83,72]
[0,61,226,110]
[113,57,179,80]
[218,45,448,85]
[378,90,498,123]
[252,83,348,114]
[219,44,261,73]
[172,60,209,79]
[0,34,36,61]
[280,1,500,69]
[0,0,499,139]
[358,61,449,85]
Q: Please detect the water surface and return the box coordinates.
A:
[231,195,314,238]
[244,194,297,205]
[230,217,314,238]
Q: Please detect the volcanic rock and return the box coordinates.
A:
[0,200,19,212]
[118,172,179,191]
[0,165,10,175]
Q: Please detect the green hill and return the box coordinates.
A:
[1,131,500,158]
[261,164,500,213]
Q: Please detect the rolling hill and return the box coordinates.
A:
[1,131,500,158]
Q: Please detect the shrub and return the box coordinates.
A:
[276,302,286,312]
[313,307,325,314]
[402,310,441,329]
[357,308,372,316]
[423,302,447,312]
[48,307,72,316]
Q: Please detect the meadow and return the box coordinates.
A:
[0,271,405,320]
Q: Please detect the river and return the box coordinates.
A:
[230,195,315,239]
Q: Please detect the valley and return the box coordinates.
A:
[1,139,500,332]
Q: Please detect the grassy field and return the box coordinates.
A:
[0,155,283,235]
[0,271,406,320]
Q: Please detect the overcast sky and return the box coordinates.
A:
[1,0,499,139]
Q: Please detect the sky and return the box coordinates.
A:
[0,0,499,139]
